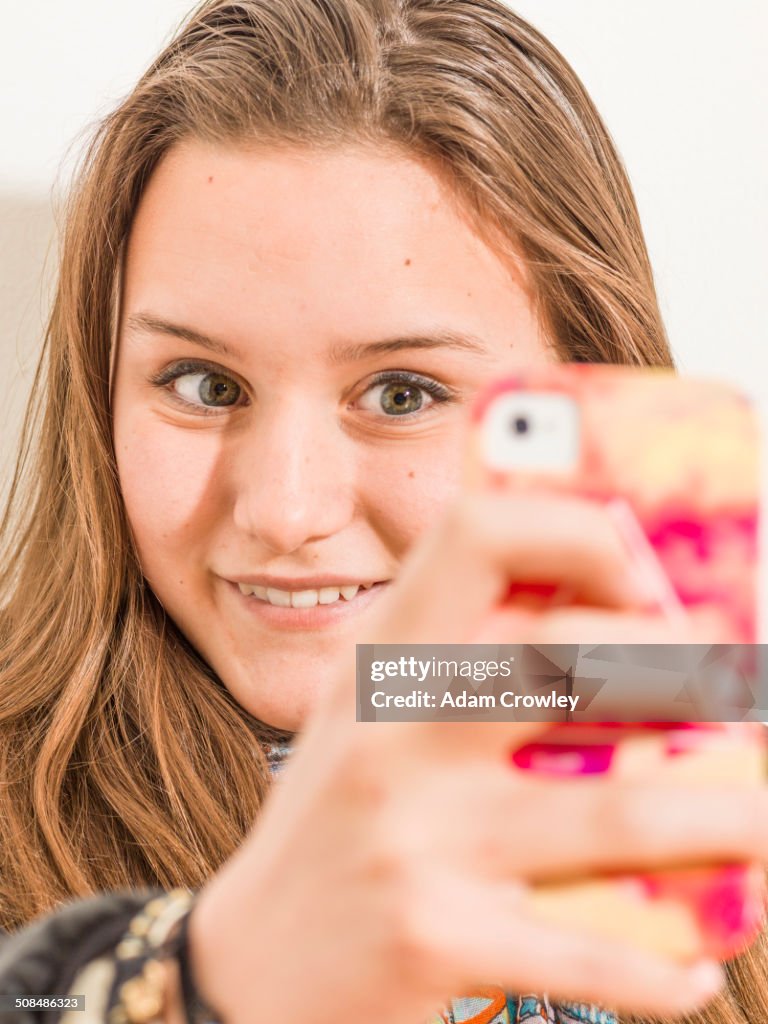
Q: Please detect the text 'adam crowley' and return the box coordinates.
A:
[370,689,580,711]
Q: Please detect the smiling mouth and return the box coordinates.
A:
[234,581,384,608]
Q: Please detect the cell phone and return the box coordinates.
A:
[467,364,758,644]
[513,721,766,961]
[467,366,764,962]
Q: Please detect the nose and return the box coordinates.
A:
[231,401,356,555]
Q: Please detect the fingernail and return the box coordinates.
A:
[687,959,724,1000]
[605,498,686,616]
[511,741,616,775]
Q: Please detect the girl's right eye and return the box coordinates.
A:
[176,370,241,408]
[148,360,247,415]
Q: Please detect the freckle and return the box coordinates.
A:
[404,258,411,266]
[466,291,472,298]
[207,176,214,183]
[408,470,415,479]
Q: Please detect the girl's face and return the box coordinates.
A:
[113,141,551,730]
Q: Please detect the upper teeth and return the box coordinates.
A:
[236,582,372,607]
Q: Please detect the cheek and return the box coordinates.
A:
[114,414,225,577]
[362,436,464,551]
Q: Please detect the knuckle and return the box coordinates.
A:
[598,515,631,570]
[745,790,768,855]
[526,616,560,646]
[358,822,457,991]
[359,834,410,890]
[361,800,426,891]
[384,878,451,990]
[567,939,617,982]
[468,806,518,872]
[341,827,450,994]
[444,495,491,558]
[593,784,664,854]
[474,837,503,877]
[326,733,394,812]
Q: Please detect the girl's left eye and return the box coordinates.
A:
[356,372,454,418]
[149,361,246,414]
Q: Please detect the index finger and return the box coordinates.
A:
[369,492,653,647]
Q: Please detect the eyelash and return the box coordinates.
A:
[359,370,456,416]
[148,360,457,419]
[148,359,247,417]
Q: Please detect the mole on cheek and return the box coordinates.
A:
[207,176,214,184]
[404,258,411,267]
[408,470,415,479]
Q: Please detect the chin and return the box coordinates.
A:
[225,673,326,734]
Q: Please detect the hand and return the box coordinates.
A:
[187,492,761,1023]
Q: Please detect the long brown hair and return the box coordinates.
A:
[2,1,759,1020]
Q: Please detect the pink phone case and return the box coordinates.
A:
[467,367,764,962]
[512,722,767,962]
[467,364,758,643]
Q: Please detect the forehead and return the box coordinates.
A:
[120,140,536,358]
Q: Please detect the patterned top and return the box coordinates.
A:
[266,744,616,1024]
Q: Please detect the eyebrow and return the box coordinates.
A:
[125,312,237,358]
[125,312,491,363]
[328,331,489,364]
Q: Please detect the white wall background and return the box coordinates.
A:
[1,0,766,625]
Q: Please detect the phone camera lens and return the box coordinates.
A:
[511,416,530,435]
